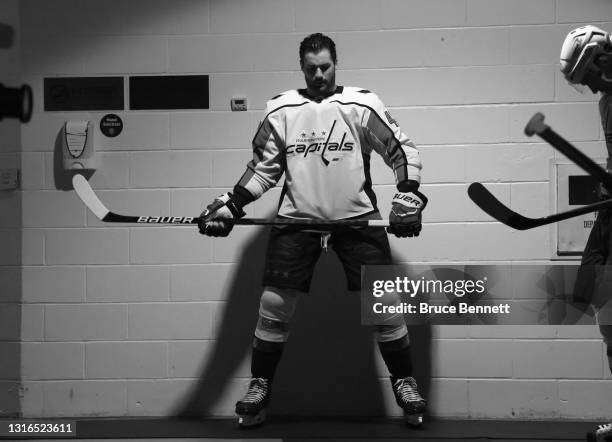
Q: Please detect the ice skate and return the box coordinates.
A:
[391,376,426,427]
[587,423,612,442]
[235,377,271,428]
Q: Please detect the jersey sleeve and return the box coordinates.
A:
[362,93,422,190]
[232,102,286,207]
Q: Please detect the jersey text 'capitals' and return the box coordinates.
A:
[286,120,354,166]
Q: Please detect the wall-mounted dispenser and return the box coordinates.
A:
[63,120,97,170]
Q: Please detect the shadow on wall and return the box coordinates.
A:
[0,20,22,418]
[0,208,24,417]
[175,223,431,418]
[0,22,13,49]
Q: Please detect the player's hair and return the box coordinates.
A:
[299,33,337,65]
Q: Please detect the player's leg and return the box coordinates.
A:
[236,287,300,427]
[236,227,321,427]
[594,225,612,374]
[588,325,612,442]
[574,211,609,305]
[586,210,612,442]
[589,302,612,441]
[333,224,426,426]
[376,298,426,427]
[601,325,612,374]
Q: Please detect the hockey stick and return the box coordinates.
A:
[468,182,612,230]
[72,174,389,228]
[467,112,612,230]
[524,112,612,189]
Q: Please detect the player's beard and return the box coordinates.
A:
[306,73,336,97]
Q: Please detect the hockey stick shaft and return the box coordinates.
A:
[72,174,389,228]
[107,213,389,228]
[468,182,612,230]
[520,196,612,226]
[525,112,612,189]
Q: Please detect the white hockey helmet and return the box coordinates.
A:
[560,25,612,93]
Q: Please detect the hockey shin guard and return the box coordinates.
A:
[251,337,284,379]
[378,334,413,379]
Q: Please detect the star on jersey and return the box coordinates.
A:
[299,130,326,140]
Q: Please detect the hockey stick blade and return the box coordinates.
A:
[469,182,612,230]
[468,182,536,230]
[72,174,389,228]
[73,173,111,220]
[525,112,612,189]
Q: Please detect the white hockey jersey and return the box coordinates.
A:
[234,86,422,220]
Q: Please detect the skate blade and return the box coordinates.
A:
[237,409,266,428]
[404,412,424,427]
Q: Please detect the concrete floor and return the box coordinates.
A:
[0,417,600,441]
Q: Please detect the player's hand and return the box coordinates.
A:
[387,191,428,238]
[198,193,245,237]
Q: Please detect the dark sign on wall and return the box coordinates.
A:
[129,75,209,110]
[568,175,599,206]
[44,77,124,111]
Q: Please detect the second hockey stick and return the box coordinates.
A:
[468,112,612,230]
[72,174,390,228]
[524,112,612,189]
[468,182,612,230]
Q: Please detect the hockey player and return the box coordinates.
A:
[561,25,612,442]
[198,33,427,427]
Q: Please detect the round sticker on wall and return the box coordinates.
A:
[100,114,123,137]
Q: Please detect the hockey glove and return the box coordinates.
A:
[387,191,428,238]
[198,193,245,237]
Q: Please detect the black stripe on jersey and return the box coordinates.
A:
[361,150,378,212]
[278,181,288,212]
[251,118,278,162]
[251,102,310,147]
[236,166,258,190]
[357,89,371,94]
[237,117,284,190]
[237,103,307,199]
[330,100,410,183]
[329,100,404,156]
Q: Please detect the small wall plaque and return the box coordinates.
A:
[129,75,209,110]
[44,77,124,111]
[100,114,123,138]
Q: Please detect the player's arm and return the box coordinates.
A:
[595,92,612,200]
[363,94,427,237]
[600,93,612,172]
[362,93,421,190]
[560,26,612,199]
[199,108,286,237]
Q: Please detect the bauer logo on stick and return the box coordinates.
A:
[137,216,195,224]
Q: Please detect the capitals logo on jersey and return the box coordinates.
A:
[285,120,354,166]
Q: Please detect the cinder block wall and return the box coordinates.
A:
[0,0,23,417]
[14,0,612,419]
